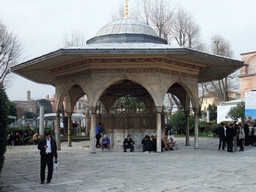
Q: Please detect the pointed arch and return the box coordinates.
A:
[91,76,158,109]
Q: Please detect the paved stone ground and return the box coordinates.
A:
[1,137,256,192]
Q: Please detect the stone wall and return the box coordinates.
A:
[240,75,256,98]
[96,113,165,149]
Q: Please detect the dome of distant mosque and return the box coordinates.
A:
[87,18,167,44]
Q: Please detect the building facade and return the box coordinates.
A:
[240,51,256,98]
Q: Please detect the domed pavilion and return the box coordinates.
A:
[11,2,244,153]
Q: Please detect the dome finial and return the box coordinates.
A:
[124,0,130,19]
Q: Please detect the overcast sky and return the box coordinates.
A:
[1,0,256,101]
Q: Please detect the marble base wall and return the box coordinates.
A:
[96,113,165,150]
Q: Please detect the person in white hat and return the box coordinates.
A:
[101,134,110,151]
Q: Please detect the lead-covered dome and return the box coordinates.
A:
[87,18,167,44]
[95,19,158,37]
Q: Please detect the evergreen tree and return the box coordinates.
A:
[227,102,245,122]
[0,88,9,172]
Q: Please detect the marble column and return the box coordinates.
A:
[85,109,90,136]
[90,107,96,154]
[193,108,199,149]
[156,106,162,153]
[184,110,190,146]
[207,108,210,122]
[39,105,45,136]
[67,113,72,147]
[55,111,61,150]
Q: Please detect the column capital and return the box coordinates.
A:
[90,107,97,114]
[66,111,72,116]
[156,106,163,113]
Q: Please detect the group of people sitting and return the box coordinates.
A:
[7,132,40,146]
[98,132,176,153]
[141,134,176,153]
[218,120,255,152]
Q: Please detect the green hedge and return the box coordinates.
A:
[199,121,212,133]
[8,127,52,136]
[210,124,220,136]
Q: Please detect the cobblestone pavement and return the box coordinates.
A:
[1,137,256,192]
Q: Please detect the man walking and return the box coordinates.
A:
[38,132,57,184]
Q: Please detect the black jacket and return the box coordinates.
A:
[218,127,225,138]
[244,123,249,135]
[143,139,153,151]
[38,138,57,159]
[226,127,236,139]
[123,138,135,146]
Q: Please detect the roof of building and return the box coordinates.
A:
[222,98,244,105]
[87,18,167,44]
[95,19,158,37]
[240,51,256,55]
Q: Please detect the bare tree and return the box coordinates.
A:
[137,0,152,25]
[111,2,125,21]
[203,34,235,102]
[170,8,189,46]
[149,0,175,38]
[63,31,86,47]
[0,21,21,88]
[170,7,202,49]
[211,34,233,57]
[186,20,200,48]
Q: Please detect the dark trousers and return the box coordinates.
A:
[227,138,233,152]
[96,134,101,147]
[123,144,134,151]
[24,139,29,145]
[238,139,244,150]
[40,154,53,182]
[102,144,110,150]
[219,137,226,150]
[245,134,249,145]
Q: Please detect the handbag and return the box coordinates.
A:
[239,128,245,140]
[53,161,59,174]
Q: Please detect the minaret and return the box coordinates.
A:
[124,0,130,19]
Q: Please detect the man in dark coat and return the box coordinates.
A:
[142,135,152,152]
[218,123,226,150]
[38,132,58,184]
[123,134,135,152]
[226,124,236,152]
[244,120,249,146]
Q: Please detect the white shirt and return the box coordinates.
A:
[46,138,52,153]
[224,127,227,137]
[249,126,253,135]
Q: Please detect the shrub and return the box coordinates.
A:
[199,121,211,133]
[211,124,220,136]
[8,127,52,137]
[0,88,9,172]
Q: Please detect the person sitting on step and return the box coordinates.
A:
[101,134,110,151]
[123,134,135,152]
